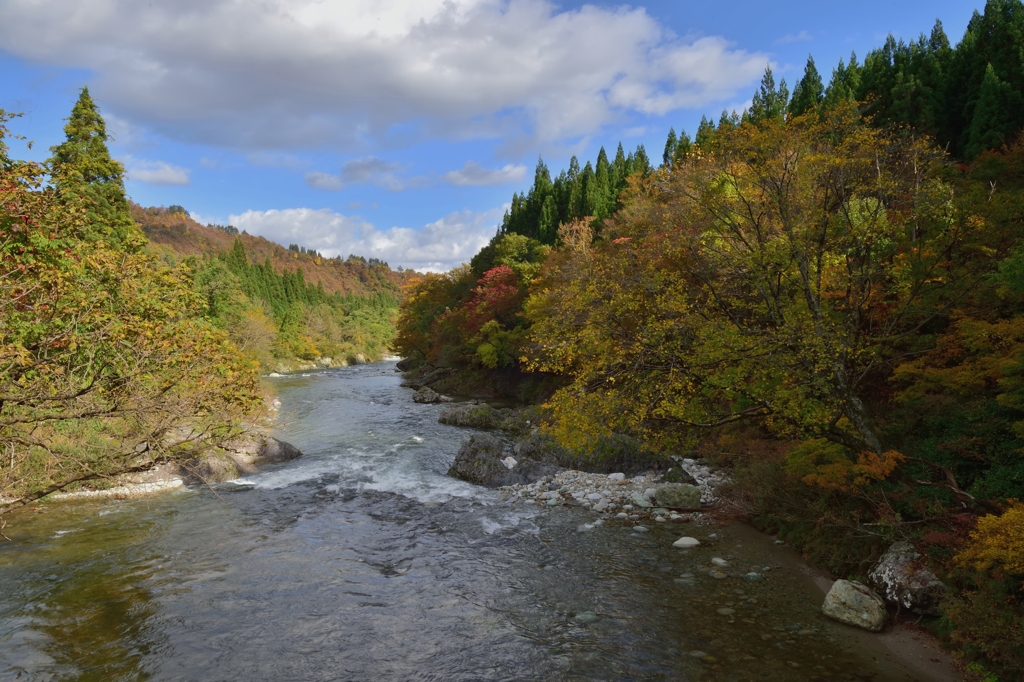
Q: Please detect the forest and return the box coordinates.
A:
[394,2,1024,676]
[0,89,408,515]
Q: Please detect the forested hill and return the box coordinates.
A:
[134,204,417,299]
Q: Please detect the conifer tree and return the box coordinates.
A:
[48,87,139,250]
[747,66,790,123]
[695,115,715,148]
[965,63,1022,158]
[789,55,825,117]
[662,128,678,168]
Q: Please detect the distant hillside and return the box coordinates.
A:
[132,204,419,372]
[133,204,418,298]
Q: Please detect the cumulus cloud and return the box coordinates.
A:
[444,161,526,187]
[230,206,502,272]
[122,156,191,185]
[0,0,769,151]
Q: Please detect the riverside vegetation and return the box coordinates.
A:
[395,2,1024,677]
[0,89,409,515]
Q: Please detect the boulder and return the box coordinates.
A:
[447,434,561,488]
[821,580,888,632]
[254,436,303,465]
[413,387,453,404]
[395,357,418,372]
[654,484,702,509]
[630,491,653,508]
[868,541,947,615]
[438,403,506,429]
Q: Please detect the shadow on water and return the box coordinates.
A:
[0,363,939,681]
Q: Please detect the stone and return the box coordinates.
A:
[654,484,702,509]
[616,512,629,519]
[673,537,701,549]
[412,387,453,404]
[643,487,657,498]
[821,580,888,632]
[574,612,599,623]
[447,434,562,488]
[608,472,625,482]
[592,499,610,512]
[711,557,730,567]
[745,572,764,582]
[709,570,728,579]
[438,403,507,429]
[501,456,518,469]
[868,541,947,615]
[629,492,652,508]
[716,608,736,616]
[587,492,603,501]
[632,525,649,532]
[546,497,560,506]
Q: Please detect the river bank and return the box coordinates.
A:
[0,363,963,680]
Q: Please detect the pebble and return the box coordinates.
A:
[688,650,707,658]
[593,499,610,512]
[587,492,603,501]
[709,570,728,579]
[573,612,599,623]
[654,516,666,522]
[632,525,649,533]
[608,473,625,481]
[711,557,730,567]
[673,537,701,548]
[616,512,629,519]
[745,572,764,582]
[546,498,559,506]
[716,608,736,616]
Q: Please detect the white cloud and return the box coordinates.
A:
[0,0,769,151]
[444,161,526,187]
[776,30,813,45]
[230,206,502,272]
[122,156,191,185]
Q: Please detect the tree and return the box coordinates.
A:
[789,55,825,117]
[747,66,790,123]
[527,107,988,481]
[0,109,262,513]
[965,63,1023,158]
[47,87,140,250]
[662,128,678,168]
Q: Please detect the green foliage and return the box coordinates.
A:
[0,106,262,510]
[47,88,140,251]
[789,55,824,117]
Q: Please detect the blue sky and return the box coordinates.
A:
[0,0,984,271]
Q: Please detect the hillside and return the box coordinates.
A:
[133,204,418,298]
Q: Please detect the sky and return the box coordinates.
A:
[0,0,985,272]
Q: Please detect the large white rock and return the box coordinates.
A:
[673,537,701,549]
[868,541,947,615]
[822,580,888,632]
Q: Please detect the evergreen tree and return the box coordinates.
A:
[747,66,790,123]
[695,115,716,148]
[673,130,693,165]
[789,55,825,116]
[48,87,139,250]
[662,127,678,168]
[965,62,1022,158]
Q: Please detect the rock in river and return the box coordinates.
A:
[673,537,701,549]
[447,434,561,488]
[413,387,453,404]
[654,484,702,509]
[821,580,888,632]
[868,541,947,615]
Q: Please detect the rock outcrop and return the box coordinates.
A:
[821,580,888,632]
[868,541,947,615]
[179,433,303,484]
[447,434,561,488]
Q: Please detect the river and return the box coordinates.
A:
[1,362,943,681]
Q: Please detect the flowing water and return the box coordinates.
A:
[1,362,937,681]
